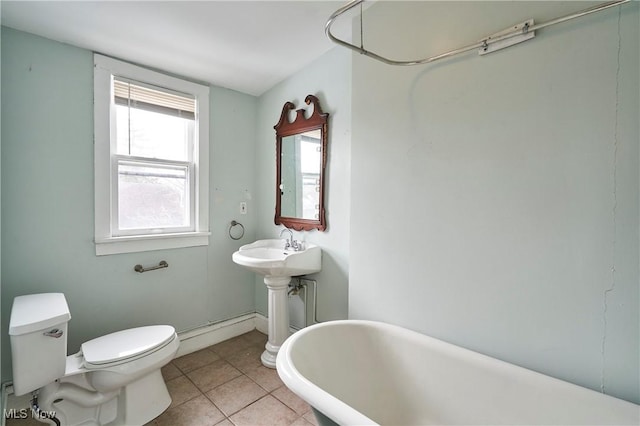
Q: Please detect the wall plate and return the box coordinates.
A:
[479,19,535,56]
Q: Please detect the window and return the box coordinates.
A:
[94,54,210,255]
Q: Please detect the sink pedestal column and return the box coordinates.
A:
[261,276,291,368]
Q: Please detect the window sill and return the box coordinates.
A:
[95,231,210,256]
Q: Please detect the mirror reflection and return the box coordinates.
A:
[274,95,328,231]
[280,129,321,220]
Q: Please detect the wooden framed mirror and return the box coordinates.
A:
[274,95,328,231]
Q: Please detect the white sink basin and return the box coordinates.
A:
[232,239,321,277]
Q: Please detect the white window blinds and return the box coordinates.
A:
[114,79,195,120]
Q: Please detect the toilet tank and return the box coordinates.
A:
[9,293,71,396]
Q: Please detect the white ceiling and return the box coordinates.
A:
[1,1,354,96]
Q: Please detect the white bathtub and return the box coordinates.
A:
[276,320,639,425]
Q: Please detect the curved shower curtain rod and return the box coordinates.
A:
[325,0,631,66]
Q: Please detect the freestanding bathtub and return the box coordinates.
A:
[276,320,639,425]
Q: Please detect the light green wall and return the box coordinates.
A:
[0,27,258,383]
[255,47,352,323]
[0,24,3,399]
[350,1,639,404]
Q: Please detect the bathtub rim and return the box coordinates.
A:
[276,319,640,426]
[276,320,378,425]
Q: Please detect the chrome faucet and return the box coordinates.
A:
[279,228,302,251]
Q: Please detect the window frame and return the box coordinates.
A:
[94,54,210,256]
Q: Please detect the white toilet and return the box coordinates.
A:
[9,293,179,426]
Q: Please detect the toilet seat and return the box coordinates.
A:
[82,325,176,369]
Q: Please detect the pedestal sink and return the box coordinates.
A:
[232,239,321,368]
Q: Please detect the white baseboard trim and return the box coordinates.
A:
[176,313,258,357]
[254,312,268,335]
[254,312,302,335]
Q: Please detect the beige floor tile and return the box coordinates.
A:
[205,375,267,416]
[272,386,312,416]
[162,361,183,381]
[6,414,43,426]
[150,395,225,426]
[187,359,242,393]
[214,419,234,426]
[246,365,285,392]
[166,375,201,408]
[290,417,315,426]
[173,348,221,373]
[210,335,253,358]
[225,344,264,373]
[241,329,268,346]
[229,395,298,426]
[303,410,319,426]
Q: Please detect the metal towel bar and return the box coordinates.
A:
[134,260,168,273]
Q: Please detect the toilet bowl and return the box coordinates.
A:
[9,293,179,426]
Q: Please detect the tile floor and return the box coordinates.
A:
[6,330,318,426]
[149,329,317,426]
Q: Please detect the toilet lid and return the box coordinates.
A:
[82,325,176,367]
